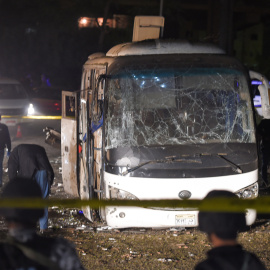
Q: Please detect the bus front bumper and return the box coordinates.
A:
[105,206,256,229]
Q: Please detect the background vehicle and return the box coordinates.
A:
[28,87,62,116]
[0,77,34,127]
[61,16,270,228]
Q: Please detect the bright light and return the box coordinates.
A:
[78,17,90,28]
[79,17,88,25]
[27,103,35,115]
[251,80,270,85]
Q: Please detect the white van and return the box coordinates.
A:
[0,78,34,126]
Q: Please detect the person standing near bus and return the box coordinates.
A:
[8,144,54,231]
[0,114,11,187]
[257,118,270,188]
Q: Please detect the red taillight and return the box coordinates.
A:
[54,103,59,106]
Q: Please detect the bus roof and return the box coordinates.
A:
[106,39,225,57]
[106,54,245,76]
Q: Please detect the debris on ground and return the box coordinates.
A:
[1,134,270,269]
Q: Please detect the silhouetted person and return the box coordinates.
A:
[257,119,270,187]
[0,177,85,270]
[195,190,266,270]
[0,114,11,187]
[8,144,54,230]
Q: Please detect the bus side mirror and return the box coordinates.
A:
[249,70,270,119]
[258,83,270,119]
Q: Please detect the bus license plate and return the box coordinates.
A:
[175,214,195,226]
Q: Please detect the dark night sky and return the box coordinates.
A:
[0,0,270,89]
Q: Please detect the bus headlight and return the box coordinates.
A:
[109,186,138,200]
[27,103,35,115]
[235,182,258,199]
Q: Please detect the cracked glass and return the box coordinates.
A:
[105,63,255,150]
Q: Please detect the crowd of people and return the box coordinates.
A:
[0,113,268,269]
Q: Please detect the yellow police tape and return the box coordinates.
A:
[2,115,61,120]
[23,116,61,120]
[0,197,270,213]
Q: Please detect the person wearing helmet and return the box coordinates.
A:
[0,114,11,187]
[0,177,85,270]
[195,190,266,270]
[8,144,54,231]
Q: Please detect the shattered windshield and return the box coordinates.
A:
[105,64,255,150]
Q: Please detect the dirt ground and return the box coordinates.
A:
[1,120,270,269]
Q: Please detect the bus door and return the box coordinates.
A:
[79,66,106,221]
[61,91,79,196]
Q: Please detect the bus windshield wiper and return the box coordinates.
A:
[217,154,243,174]
[121,156,202,176]
[200,153,242,174]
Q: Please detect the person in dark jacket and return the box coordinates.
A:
[0,177,85,270]
[8,144,54,230]
[257,119,270,188]
[0,114,11,187]
[195,190,266,270]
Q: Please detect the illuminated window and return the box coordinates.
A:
[78,15,131,29]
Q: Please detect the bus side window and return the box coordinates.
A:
[64,95,76,118]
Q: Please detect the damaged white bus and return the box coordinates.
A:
[61,17,270,228]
